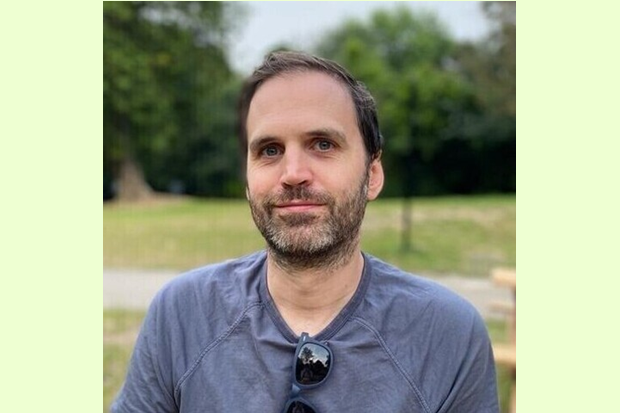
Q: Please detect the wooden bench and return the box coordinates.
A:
[491,267,516,413]
[493,343,516,366]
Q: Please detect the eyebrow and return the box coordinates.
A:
[302,128,347,145]
[248,136,278,154]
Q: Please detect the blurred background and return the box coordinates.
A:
[103,1,515,412]
[104,1,515,202]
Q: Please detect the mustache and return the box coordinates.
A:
[263,186,333,206]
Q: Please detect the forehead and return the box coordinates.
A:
[246,71,359,140]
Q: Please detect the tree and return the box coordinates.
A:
[103,2,241,201]
[317,6,476,250]
[481,1,515,118]
[452,1,516,193]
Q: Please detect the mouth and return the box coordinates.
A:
[273,201,326,212]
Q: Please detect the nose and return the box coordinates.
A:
[280,148,313,187]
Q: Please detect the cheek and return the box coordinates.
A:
[245,167,261,189]
[247,164,281,190]
[246,175,270,200]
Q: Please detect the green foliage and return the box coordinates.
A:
[454,2,516,143]
[316,5,515,196]
[104,2,245,198]
[103,3,515,199]
[317,7,479,197]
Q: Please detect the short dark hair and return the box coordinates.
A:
[238,51,383,163]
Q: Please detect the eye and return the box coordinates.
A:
[261,145,281,157]
[314,140,334,151]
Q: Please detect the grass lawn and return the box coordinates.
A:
[103,310,515,412]
[103,310,146,413]
[487,319,516,413]
[103,194,515,277]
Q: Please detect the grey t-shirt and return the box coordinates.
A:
[111,251,499,412]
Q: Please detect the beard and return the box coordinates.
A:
[248,170,370,272]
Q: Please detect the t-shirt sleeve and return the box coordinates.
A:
[110,298,177,413]
[437,311,500,413]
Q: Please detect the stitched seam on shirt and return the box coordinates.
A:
[173,302,263,397]
[352,317,432,413]
[148,322,177,409]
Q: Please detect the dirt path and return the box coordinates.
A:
[103,269,512,319]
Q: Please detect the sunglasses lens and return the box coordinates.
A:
[295,343,331,385]
[286,401,317,413]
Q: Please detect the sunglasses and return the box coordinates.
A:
[281,332,334,413]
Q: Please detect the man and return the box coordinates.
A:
[112,51,499,413]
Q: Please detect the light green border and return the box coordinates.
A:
[1,2,102,411]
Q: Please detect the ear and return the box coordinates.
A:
[245,185,250,201]
[367,157,384,201]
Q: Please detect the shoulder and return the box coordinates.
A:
[358,254,489,356]
[362,254,481,325]
[147,251,267,335]
[113,252,269,410]
[138,252,267,379]
[358,254,496,411]
[156,251,266,305]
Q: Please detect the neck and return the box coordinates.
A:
[266,249,364,336]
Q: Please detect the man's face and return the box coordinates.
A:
[245,71,383,267]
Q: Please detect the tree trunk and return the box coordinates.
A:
[400,151,416,252]
[113,115,154,202]
[400,195,412,252]
[116,154,154,202]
